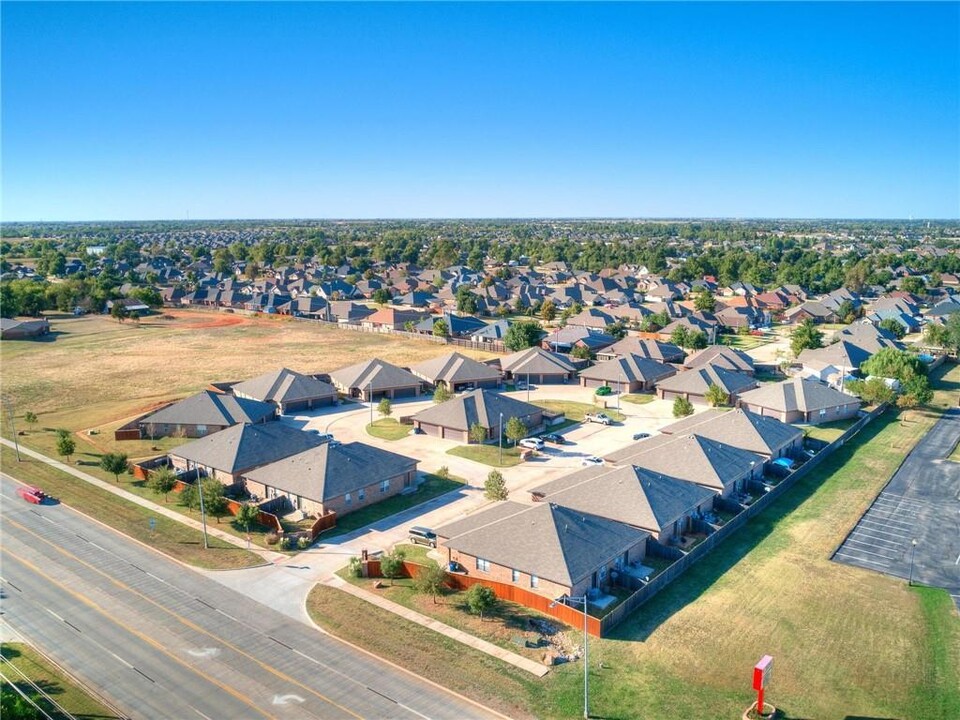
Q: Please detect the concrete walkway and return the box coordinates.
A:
[324,575,551,677]
[0,437,284,563]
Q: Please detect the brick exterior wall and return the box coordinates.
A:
[141,422,230,439]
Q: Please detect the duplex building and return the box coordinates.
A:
[139,390,276,439]
[232,368,338,414]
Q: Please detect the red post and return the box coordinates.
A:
[757,686,764,716]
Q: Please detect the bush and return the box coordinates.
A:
[349,556,363,578]
[297,535,311,550]
[279,536,292,551]
[435,465,450,480]
[673,395,695,418]
[265,531,279,545]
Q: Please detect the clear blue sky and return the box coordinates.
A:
[2,2,958,221]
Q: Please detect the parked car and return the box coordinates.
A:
[632,432,651,441]
[584,412,612,425]
[540,433,565,445]
[580,456,604,467]
[519,437,545,450]
[16,486,47,505]
[409,526,437,548]
[594,386,612,396]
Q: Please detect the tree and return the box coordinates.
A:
[670,325,690,349]
[704,383,730,407]
[465,583,497,621]
[605,322,627,340]
[1,683,40,720]
[469,422,488,444]
[860,348,926,385]
[878,318,906,340]
[836,299,857,324]
[234,502,260,533]
[413,560,448,604]
[924,322,948,348]
[571,345,592,361]
[484,470,509,500]
[688,330,708,350]
[455,286,479,315]
[672,396,694,418]
[503,321,541,351]
[148,466,178,503]
[99,452,129,483]
[693,289,716,312]
[504,416,527,446]
[790,319,823,357]
[378,397,392,418]
[23,411,37,430]
[433,384,451,404]
[380,547,406,586]
[900,276,926,295]
[846,377,896,405]
[56,431,76,463]
[432,318,449,338]
[540,299,557,322]
[371,288,391,306]
[111,302,129,323]
[180,476,228,522]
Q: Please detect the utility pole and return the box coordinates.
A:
[3,396,21,462]
[909,538,917,586]
[197,464,209,549]
[499,412,503,465]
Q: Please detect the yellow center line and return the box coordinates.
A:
[4,516,365,720]
[2,548,276,720]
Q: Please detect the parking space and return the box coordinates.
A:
[832,409,960,607]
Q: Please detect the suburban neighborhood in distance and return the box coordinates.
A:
[2,2,958,720]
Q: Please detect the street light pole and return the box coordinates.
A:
[499,412,503,465]
[369,381,374,427]
[551,595,590,719]
[527,372,530,402]
[3,396,21,462]
[197,463,209,550]
[617,368,623,412]
[909,538,917,586]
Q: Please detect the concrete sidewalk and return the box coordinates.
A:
[324,574,551,677]
[0,437,284,563]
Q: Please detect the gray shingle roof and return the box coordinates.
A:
[232,368,337,405]
[529,465,717,534]
[683,345,754,373]
[654,408,802,457]
[797,340,873,371]
[410,352,501,385]
[499,347,577,376]
[442,502,649,587]
[411,389,540,432]
[329,358,422,393]
[141,391,275,428]
[737,377,861,414]
[170,423,324,474]
[243,442,417,501]
[655,365,758,396]
[578,354,677,385]
[601,338,685,363]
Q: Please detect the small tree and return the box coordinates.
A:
[878,318,906,340]
[99,452,129,483]
[380,547,407,586]
[571,345,592,361]
[670,325,690,349]
[413,560,448,604]
[372,288,391,306]
[378,397,392,419]
[465,583,497,621]
[111,302,128,323]
[484,470,509,500]
[704,384,730,407]
[504,416,527,446]
[688,330,708,350]
[540,299,557,322]
[433,384,451,403]
[23,411,37,430]
[234,502,260,533]
[432,318,449,338]
[673,396,694,418]
[693,289,716,313]
[503,321,541,351]
[435,465,450,480]
[790,319,823,358]
[605,322,627,340]
[56,432,76,463]
[469,421,488,444]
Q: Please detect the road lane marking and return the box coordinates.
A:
[1,549,276,720]
[5,516,364,720]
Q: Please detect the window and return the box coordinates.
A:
[380,479,390,493]
[530,574,539,588]
[511,569,520,583]
[345,492,352,505]
[819,408,827,417]
[358,488,365,501]
[599,565,607,581]
[196,424,207,435]
[476,558,490,572]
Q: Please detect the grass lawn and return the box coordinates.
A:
[1,642,121,719]
[0,446,263,570]
[531,399,626,423]
[320,473,467,538]
[308,365,960,720]
[718,334,772,350]
[365,418,411,441]
[620,393,656,405]
[801,417,859,444]
[447,443,524,467]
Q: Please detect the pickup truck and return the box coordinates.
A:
[17,486,48,504]
[583,412,612,425]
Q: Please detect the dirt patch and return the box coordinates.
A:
[146,309,253,330]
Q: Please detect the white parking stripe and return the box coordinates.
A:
[834,552,892,569]
[841,541,899,559]
[853,526,912,540]
[848,533,904,547]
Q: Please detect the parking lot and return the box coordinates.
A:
[832,409,960,607]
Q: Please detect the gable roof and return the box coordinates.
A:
[412,389,540,431]
[655,364,758,397]
[499,347,577,376]
[600,338,685,363]
[410,352,501,385]
[578,353,677,385]
[737,377,861,413]
[441,502,649,586]
[141,391,275,428]
[170,423,324,474]
[242,441,417,501]
[798,340,873,371]
[683,345,754,374]
[655,408,802,457]
[329,358,422,392]
[231,368,336,405]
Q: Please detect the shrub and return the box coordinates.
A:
[279,536,292,551]
[297,535,311,550]
[348,556,363,578]
[435,465,450,480]
[265,531,279,545]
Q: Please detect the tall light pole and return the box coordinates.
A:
[196,463,209,550]
[3,396,21,462]
[617,367,623,412]
[551,595,590,719]
[369,381,374,427]
[909,538,917,586]
[527,372,531,402]
[499,412,503,465]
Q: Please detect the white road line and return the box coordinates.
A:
[834,552,892,569]
[45,608,66,623]
[955,553,960,566]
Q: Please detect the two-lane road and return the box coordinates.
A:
[0,474,502,720]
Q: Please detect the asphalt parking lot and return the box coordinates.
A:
[832,409,960,607]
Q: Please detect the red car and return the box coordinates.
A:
[16,486,47,504]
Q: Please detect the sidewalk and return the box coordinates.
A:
[324,575,550,677]
[0,437,285,564]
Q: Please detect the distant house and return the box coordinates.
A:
[656,408,803,461]
[498,347,577,384]
[578,354,676,393]
[737,377,861,425]
[362,307,430,331]
[469,319,512,343]
[329,358,423,401]
[541,326,617,354]
[232,368,338,414]
[105,297,150,314]
[140,390,276,439]
[0,317,50,340]
[655,364,758,405]
[596,338,685,364]
[783,301,837,325]
[242,441,418,517]
[415,312,488,338]
[410,352,501,391]
[327,301,376,324]
[437,501,649,601]
[410,389,543,442]
[566,307,619,330]
[683,345,755,375]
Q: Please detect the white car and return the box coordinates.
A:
[580,456,604,467]
[518,437,545,451]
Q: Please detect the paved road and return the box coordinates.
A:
[0,476,500,720]
[832,408,960,606]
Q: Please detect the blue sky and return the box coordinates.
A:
[2,2,958,221]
